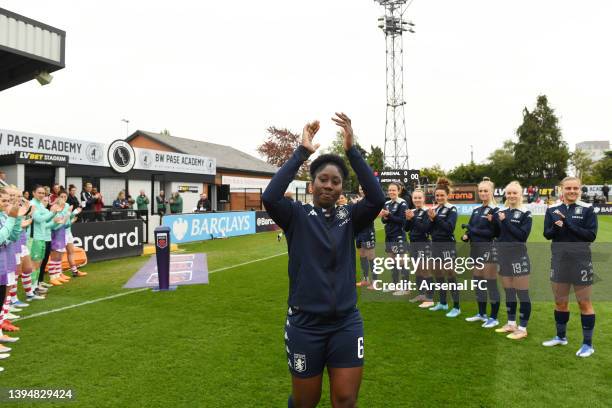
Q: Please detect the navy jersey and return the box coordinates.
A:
[262,146,385,316]
[466,204,499,242]
[381,198,407,242]
[495,207,532,243]
[430,203,457,242]
[543,201,597,243]
[404,207,431,242]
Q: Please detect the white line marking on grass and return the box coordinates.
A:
[17,288,150,321]
[18,252,289,322]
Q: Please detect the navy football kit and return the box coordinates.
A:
[262,145,385,378]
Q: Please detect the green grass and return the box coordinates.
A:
[2,217,611,407]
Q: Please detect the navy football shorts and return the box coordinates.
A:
[385,239,406,254]
[430,242,457,260]
[470,242,497,264]
[409,241,431,259]
[498,252,531,276]
[355,239,375,250]
[550,251,594,286]
[284,307,364,378]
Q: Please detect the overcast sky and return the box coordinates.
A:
[1,0,610,170]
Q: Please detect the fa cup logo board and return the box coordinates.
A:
[157,232,168,249]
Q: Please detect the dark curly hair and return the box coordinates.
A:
[309,154,349,180]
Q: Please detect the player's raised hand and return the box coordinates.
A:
[302,121,321,154]
[498,212,506,221]
[428,208,436,220]
[553,209,565,219]
[332,112,354,151]
[18,200,30,216]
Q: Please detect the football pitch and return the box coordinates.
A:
[4,216,611,407]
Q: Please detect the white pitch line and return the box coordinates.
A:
[17,251,289,322]
[17,288,150,321]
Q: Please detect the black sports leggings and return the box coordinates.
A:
[38,241,53,284]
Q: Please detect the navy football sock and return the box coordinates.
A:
[425,277,434,299]
[487,279,500,319]
[475,278,487,315]
[288,395,294,408]
[555,310,570,338]
[416,276,423,294]
[436,278,447,305]
[392,267,399,284]
[359,257,369,280]
[447,278,460,308]
[581,314,595,346]
[517,289,531,327]
[504,288,517,321]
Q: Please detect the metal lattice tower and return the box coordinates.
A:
[375,0,415,169]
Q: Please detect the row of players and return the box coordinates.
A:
[354,176,597,357]
[0,185,88,373]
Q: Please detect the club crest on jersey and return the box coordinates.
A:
[441,208,448,214]
[483,207,490,215]
[308,209,317,217]
[575,207,583,215]
[513,211,522,219]
[294,353,307,373]
[336,206,349,220]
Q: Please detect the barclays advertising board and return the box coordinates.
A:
[162,212,256,244]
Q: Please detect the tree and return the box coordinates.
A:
[367,145,385,172]
[419,165,447,185]
[257,126,309,179]
[160,129,171,136]
[570,149,594,180]
[448,162,492,184]
[486,139,517,186]
[513,95,570,185]
[591,151,612,183]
